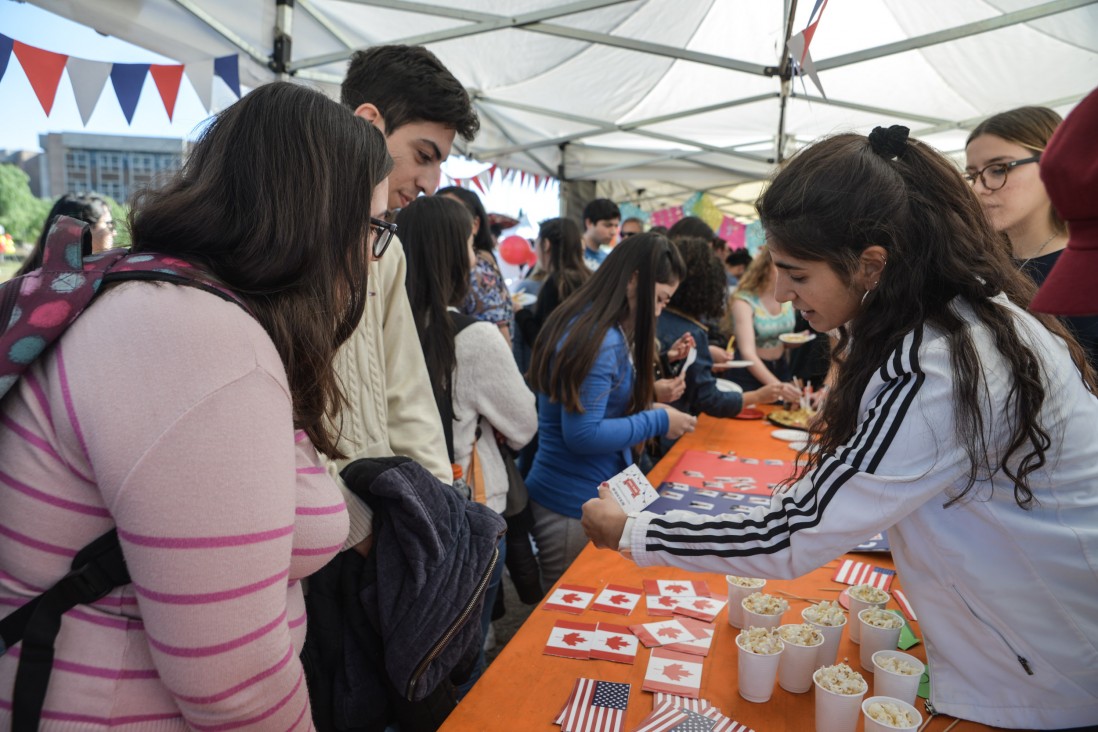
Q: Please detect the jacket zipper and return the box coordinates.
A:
[406,543,500,701]
[951,585,1034,676]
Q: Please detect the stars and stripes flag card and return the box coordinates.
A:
[631,705,689,732]
[893,589,918,621]
[629,618,702,648]
[643,648,704,698]
[545,620,598,659]
[590,623,639,664]
[652,694,710,713]
[671,595,727,623]
[664,618,715,657]
[559,677,630,732]
[591,584,643,615]
[699,709,754,732]
[544,584,599,614]
[832,559,895,591]
[667,709,717,731]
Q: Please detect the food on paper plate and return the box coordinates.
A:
[814,663,868,695]
[779,331,814,344]
[866,700,917,727]
[737,626,784,655]
[767,406,817,429]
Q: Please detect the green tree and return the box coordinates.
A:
[0,164,50,244]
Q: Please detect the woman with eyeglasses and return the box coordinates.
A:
[582,127,1098,730]
[525,234,697,590]
[966,106,1098,366]
[15,193,115,276]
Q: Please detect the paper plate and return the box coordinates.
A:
[733,408,765,420]
[779,332,816,345]
[513,292,537,307]
[712,360,754,370]
[788,440,809,452]
[771,429,804,442]
[838,587,851,610]
[715,379,743,393]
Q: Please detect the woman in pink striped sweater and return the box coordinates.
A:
[0,82,393,729]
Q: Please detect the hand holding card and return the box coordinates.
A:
[603,464,660,513]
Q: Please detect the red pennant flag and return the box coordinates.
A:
[149,64,185,120]
[13,41,68,115]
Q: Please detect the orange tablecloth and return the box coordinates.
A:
[441,411,1019,732]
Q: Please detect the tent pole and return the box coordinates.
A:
[272,0,295,79]
[772,0,800,164]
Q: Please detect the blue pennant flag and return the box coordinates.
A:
[110,63,150,124]
[213,55,240,99]
[0,34,13,85]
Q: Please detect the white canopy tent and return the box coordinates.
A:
[28,0,1098,216]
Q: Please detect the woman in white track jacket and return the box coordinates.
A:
[582,127,1098,730]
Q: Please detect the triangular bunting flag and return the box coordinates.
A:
[110,63,150,124]
[801,0,830,55]
[66,57,113,126]
[13,41,68,115]
[213,55,240,98]
[0,34,13,85]
[149,64,185,120]
[185,59,214,113]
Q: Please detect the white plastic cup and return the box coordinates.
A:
[813,668,868,732]
[871,651,925,708]
[741,600,784,629]
[858,609,904,673]
[777,624,826,693]
[725,576,765,628]
[862,695,922,732]
[801,606,847,667]
[736,633,784,703]
[847,586,890,644]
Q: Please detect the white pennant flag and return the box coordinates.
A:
[185,59,214,113]
[66,58,112,126]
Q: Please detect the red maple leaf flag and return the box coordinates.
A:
[590,623,639,665]
[665,618,716,657]
[643,648,704,697]
[642,580,713,616]
[544,620,597,660]
[664,584,688,594]
[629,619,701,648]
[693,599,712,609]
[543,584,597,614]
[672,594,728,623]
[591,584,642,615]
[658,596,677,607]
[559,677,629,732]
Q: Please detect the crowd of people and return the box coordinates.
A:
[0,38,1095,732]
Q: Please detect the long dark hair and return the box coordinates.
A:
[538,217,589,300]
[528,233,685,414]
[16,193,110,276]
[758,132,1096,508]
[397,196,474,401]
[436,185,494,254]
[130,81,393,458]
[668,237,726,320]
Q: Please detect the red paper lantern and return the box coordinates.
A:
[499,235,535,267]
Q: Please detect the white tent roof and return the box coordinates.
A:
[29,0,1098,216]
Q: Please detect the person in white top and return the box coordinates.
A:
[582,126,1098,730]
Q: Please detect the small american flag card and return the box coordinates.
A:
[589,623,638,664]
[629,618,702,648]
[668,709,717,731]
[631,706,688,732]
[560,678,630,732]
[544,584,599,614]
[700,708,754,732]
[590,584,643,615]
[545,620,597,660]
[832,559,895,590]
[643,648,704,698]
[653,694,710,713]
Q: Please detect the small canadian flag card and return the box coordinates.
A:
[671,595,727,623]
[643,579,711,598]
[645,593,682,617]
[589,623,639,664]
[643,648,704,698]
[664,618,715,657]
[590,584,642,615]
[543,584,598,614]
[544,620,597,660]
[629,618,702,648]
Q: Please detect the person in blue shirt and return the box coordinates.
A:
[656,238,799,456]
[525,233,696,589]
[581,198,620,270]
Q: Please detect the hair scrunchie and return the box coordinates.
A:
[868,125,910,160]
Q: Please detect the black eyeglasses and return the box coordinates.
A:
[369,217,397,258]
[964,155,1040,191]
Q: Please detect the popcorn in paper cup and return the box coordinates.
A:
[813,663,868,695]
[737,626,785,655]
[742,592,789,616]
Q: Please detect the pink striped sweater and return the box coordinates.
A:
[0,282,349,730]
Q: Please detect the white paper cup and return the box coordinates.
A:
[725,576,765,628]
[858,609,904,672]
[736,633,784,703]
[741,601,784,629]
[777,624,825,693]
[813,668,867,732]
[801,606,847,667]
[862,695,922,732]
[871,651,925,707]
[847,586,890,643]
